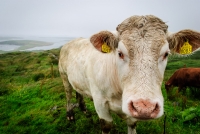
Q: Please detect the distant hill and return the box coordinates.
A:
[0,40,53,54]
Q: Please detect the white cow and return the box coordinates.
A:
[59,15,200,134]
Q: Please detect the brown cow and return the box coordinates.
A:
[165,68,200,93]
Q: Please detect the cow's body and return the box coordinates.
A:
[59,38,123,114]
[165,68,200,92]
[59,15,200,134]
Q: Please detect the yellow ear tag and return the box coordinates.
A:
[180,40,192,55]
[102,42,111,53]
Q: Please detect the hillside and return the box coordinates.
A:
[0,50,200,134]
[0,40,53,54]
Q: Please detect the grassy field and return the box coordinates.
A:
[0,49,200,134]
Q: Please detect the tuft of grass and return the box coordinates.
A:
[32,73,45,81]
[0,83,12,96]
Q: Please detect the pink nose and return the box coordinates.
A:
[129,99,160,120]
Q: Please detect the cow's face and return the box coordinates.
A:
[165,82,172,92]
[116,41,168,119]
[90,15,200,120]
[116,15,169,119]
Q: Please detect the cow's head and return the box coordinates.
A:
[165,82,173,92]
[90,15,200,120]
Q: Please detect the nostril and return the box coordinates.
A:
[152,103,160,114]
[129,101,139,116]
[149,103,160,118]
[132,103,137,111]
[130,101,136,111]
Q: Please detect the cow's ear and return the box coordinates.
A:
[90,31,118,53]
[167,30,200,55]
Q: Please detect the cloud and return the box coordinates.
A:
[0,0,200,37]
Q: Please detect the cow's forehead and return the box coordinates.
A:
[117,15,168,58]
[120,32,167,60]
[117,15,168,35]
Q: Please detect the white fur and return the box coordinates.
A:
[158,42,170,77]
[119,40,165,118]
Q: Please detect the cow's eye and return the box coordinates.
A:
[163,52,169,59]
[118,51,124,59]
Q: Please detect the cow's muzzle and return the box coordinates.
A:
[128,99,160,120]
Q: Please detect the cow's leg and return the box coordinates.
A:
[178,86,182,93]
[94,102,113,134]
[100,119,113,134]
[126,118,137,134]
[92,94,113,134]
[60,72,75,121]
[76,92,87,113]
[182,87,186,95]
[127,124,137,134]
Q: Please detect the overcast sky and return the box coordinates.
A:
[0,0,200,38]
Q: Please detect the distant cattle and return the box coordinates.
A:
[59,15,200,134]
[165,68,200,93]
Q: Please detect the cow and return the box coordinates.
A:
[59,15,200,134]
[165,68,200,93]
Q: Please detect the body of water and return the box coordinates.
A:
[0,37,74,52]
[25,40,69,51]
[0,44,20,51]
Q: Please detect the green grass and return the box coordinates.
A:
[0,50,200,134]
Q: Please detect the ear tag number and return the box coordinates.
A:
[180,40,192,55]
[102,43,111,53]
